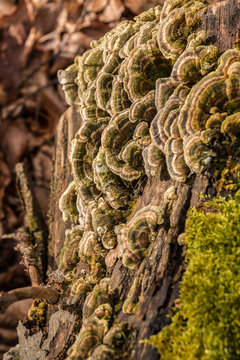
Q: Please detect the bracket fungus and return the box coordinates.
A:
[115,205,163,269]
[157,1,207,61]
[59,181,79,224]
[56,2,240,359]
[67,279,112,360]
[67,278,92,306]
[59,226,83,272]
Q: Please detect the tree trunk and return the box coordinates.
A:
[5,1,240,359]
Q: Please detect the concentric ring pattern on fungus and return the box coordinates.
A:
[57,2,240,358]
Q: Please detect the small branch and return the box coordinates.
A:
[0,286,59,314]
[16,163,49,282]
[3,228,42,286]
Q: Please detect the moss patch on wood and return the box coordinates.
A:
[146,195,240,359]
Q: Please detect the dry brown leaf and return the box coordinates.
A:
[1,98,27,119]
[0,119,43,169]
[64,0,83,21]
[29,0,49,10]
[76,20,111,42]
[0,5,30,100]
[37,7,68,53]
[58,31,94,59]
[99,0,125,22]
[35,2,63,36]
[0,0,17,19]
[77,11,97,30]
[8,22,27,45]
[32,70,66,133]
[123,0,164,14]
[207,0,226,3]
[0,298,32,358]
[21,27,40,68]
[86,0,108,13]
[123,0,147,14]
[0,326,18,342]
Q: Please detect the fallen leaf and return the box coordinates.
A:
[123,0,147,14]
[21,27,39,68]
[56,31,94,59]
[0,119,43,169]
[123,0,164,14]
[4,299,32,322]
[35,2,63,36]
[0,0,16,20]
[86,0,108,13]
[8,22,27,46]
[0,5,30,100]
[99,0,125,22]
[32,70,66,134]
[64,0,83,21]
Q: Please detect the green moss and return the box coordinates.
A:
[146,196,240,360]
[28,300,47,324]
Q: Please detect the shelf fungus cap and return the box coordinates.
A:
[150,84,189,152]
[165,137,189,182]
[123,40,171,102]
[103,322,127,347]
[160,0,193,22]
[143,143,165,177]
[164,185,178,203]
[171,42,219,85]
[82,279,111,322]
[183,133,214,173]
[155,77,176,111]
[79,231,105,260]
[115,205,163,269]
[67,316,109,360]
[59,226,83,272]
[157,2,207,62]
[59,181,79,223]
[67,278,92,305]
[129,90,157,124]
[178,72,227,140]
[58,64,79,105]
[221,112,240,142]
[88,344,114,360]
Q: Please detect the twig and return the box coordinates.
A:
[16,162,48,282]
[0,286,59,313]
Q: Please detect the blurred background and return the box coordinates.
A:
[0,0,164,357]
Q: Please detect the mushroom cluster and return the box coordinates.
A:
[115,205,163,269]
[66,278,128,360]
[57,1,240,358]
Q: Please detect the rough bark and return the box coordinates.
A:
[48,105,82,270]
[8,1,239,360]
